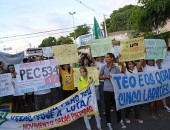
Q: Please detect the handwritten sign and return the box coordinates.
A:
[144,39,167,59]
[111,68,170,110]
[0,73,14,97]
[90,38,113,57]
[42,47,53,57]
[73,67,99,87]
[0,84,98,129]
[52,44,79,65]
[14,59,60,94]
[119,37,145,62]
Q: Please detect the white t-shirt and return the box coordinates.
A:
[143,64,158,72]
[34,89,51,95]
[125,66,138,74]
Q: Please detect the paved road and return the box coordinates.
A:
[59,97,170,130]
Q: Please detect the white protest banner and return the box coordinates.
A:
[111,68,170,110]
[52,44,79,65]
[0,73,14,97]
[144,39,167,59]
[90,38,113,57]
[113,45,120,58]
[162,51,170,68]
[14,59,60,94]
[42,47,53,57]
[0,84,98,130]
[12,79,24,96]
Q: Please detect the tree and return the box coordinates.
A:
[138,0,170,31]
[107,5,141,33]
[39,36,56,47]
[69,24,91,39]
[56,36,74,45]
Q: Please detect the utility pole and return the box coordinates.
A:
[69,12,76,41]
[103,14,108,38]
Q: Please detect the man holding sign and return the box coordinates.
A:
[99,53,126,129]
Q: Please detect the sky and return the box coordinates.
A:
[0,0,138,54]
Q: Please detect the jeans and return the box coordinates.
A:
[104,91,122,123]
[98,81,105,112]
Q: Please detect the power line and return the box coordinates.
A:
[75,0,95,12]
[0,23,94,41]
[0,23,94,42]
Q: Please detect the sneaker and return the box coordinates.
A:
[110,108,114,112]
[163,106,170,112]
[119,120,126,129]
[125,118,131,124]
[107,123,113,130]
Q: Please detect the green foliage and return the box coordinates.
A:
[39,36,56,47]
[69,24,91,38]
[138,0,170,31]
[107,5,141,32]
[39,36,74,47]
[56,36,74,45]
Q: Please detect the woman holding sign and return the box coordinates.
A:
[60,64,77,99]
[142,60,160,119]
[78,66,102,130]
[120,61,144,124]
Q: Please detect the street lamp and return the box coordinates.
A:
[69,12,76,40]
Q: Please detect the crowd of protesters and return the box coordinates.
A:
[0,48,170,130]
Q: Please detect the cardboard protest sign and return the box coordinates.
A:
[90,38,113,57]
[0,73,14,97]
[14,59,60,94]
[119,37,145,62]
[0,84,98,130]
[73,67,99,87]
[144,39,167,59]
[52,44,79,65]
[111,68,170,110]
[42,47,53,57]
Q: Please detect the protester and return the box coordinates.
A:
[95,56,106,114]
[34,56,52,110]
[161,50,170,112]
[22,57,35,112]
[60,64,77,99]
[78,66,102,130]
[142,60,160,119]
[120,61,143,124]
[7,64,23,112]
[99,53,126,129]
[0,61,7,74]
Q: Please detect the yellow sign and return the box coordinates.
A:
[73,67,99,87]
[52,44,79,65]
[119,37,145,62]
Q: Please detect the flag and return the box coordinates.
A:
[93,17,104,39]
